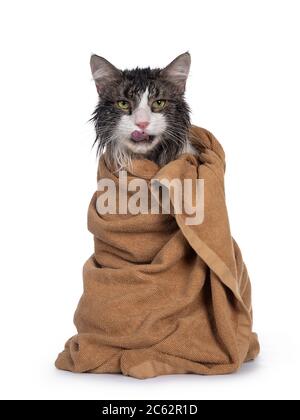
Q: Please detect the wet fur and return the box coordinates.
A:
[91,59,191,169]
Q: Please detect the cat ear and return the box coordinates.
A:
[90,55,122,94]
[160,52,191,93]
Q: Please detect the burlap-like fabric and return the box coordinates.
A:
[55,126,259,378]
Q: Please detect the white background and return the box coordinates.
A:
[0,0,299,400]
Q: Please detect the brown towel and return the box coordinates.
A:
[55,126,259,379]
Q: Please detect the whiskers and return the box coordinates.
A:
[91,94,190,170]
[155,123,189,166]
[94,124,190,171]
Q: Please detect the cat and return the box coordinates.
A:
[90,52,196,169]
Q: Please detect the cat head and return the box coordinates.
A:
[90,52,191,169]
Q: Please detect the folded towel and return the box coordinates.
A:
[55,125,259,379]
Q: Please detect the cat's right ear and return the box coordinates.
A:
[90,55,122,94]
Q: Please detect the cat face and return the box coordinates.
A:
[91,53,191,168]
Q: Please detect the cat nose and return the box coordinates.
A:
[136,121,149,130]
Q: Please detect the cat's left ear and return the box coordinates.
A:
[90,54,122,94]
[160,52,191,93]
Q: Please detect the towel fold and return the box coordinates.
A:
[55,126,259,379]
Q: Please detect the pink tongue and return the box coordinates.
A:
[131,130,149,142]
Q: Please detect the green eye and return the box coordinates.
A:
[152,99,167,111]
[116,100,130,110]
